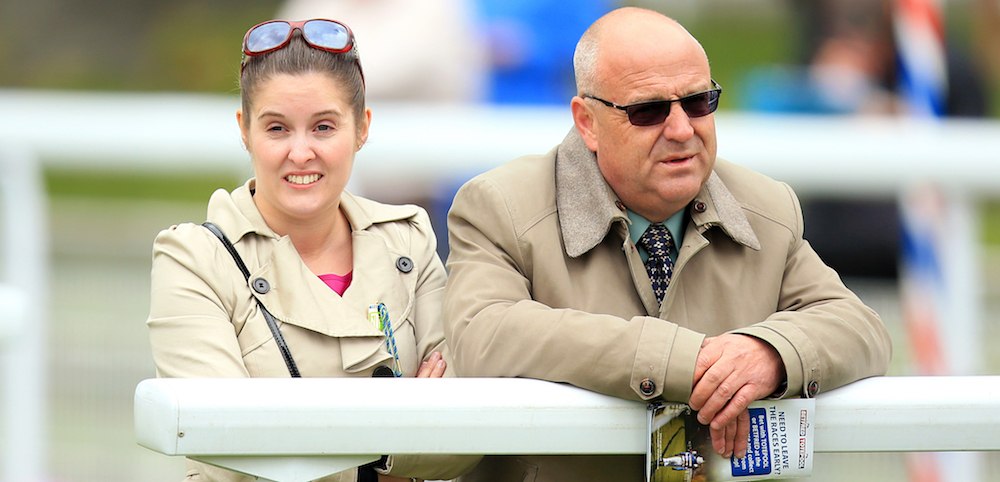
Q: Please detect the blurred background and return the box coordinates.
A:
[3,0,1000,480]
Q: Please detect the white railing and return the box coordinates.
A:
[133,376,1000,482]
[5,89,1000,194]
[0,146,49,482]
[5,89,1000,481]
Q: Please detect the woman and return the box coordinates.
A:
[147,19,479,482]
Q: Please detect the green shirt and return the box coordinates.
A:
[626,209,685,265]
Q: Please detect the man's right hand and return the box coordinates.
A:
[689,334,784,459]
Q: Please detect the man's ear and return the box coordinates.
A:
[571,96,599,153]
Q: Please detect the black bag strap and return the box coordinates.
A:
[203,222,301,378]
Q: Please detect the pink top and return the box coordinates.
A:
[318,271,353,296]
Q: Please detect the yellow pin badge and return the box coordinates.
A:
[368,304,383,330]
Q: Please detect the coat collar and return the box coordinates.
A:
[206,178,420,241]
[555,129,760,257]
[205,178,423,373]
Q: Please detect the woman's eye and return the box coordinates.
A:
[266,125,285,132]
[316,124,333,132]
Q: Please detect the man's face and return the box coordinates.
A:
[576,30,717,222]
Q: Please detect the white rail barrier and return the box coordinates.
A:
[5,89,1000,481]
[134,376,1000,482]
[0,146,49,482]
[5,89,1000,194]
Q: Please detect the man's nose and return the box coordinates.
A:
[660,102,695,142]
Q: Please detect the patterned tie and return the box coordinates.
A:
[639,223,675,304]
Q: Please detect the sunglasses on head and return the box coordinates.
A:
[241,19,364,83]
[583,80,722,126]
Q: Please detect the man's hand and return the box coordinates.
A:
[689,334,784,459]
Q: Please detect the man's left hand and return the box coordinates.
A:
[689,334,784,459]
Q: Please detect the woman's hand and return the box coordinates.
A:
[415,351,446,378]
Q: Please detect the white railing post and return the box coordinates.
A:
[0,146,49,482]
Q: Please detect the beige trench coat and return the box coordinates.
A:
[148,179,480,482]
[443,130,892,482]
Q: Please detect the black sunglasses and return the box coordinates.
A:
[583,80,722,126]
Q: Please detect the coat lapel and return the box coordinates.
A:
[245,228,412,374]
[555,128,629,258]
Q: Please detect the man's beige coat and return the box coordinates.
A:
[443,130,892,482]
[148,180,479,482]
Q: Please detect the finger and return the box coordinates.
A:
[416,360,432,378]
[690,356,732,411]
[723,417,737,458]
[734,409,751,459]
[692,342,721,389]
[709,385,755,431]
[429,354,447,378]
[710,423,726,457]
[709,416,737,457]
[415,352,442,378]
[693,369,738,423]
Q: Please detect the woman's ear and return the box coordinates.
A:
[357,107,372,150]
[236,109,250,150]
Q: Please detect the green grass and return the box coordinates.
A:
[45,170,242,203]
[982,201,1000,246]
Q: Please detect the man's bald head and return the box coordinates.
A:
[573,7,708,96]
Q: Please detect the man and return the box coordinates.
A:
[443,7,891,481]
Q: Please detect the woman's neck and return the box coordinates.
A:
[261,203,354,276]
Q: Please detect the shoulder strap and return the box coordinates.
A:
[202,222,301,378]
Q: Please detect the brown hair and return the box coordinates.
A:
[239,32,365,133]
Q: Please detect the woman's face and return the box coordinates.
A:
[238,72,370,227]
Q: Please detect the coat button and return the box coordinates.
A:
[372,365,395,377]
[396,256,414,273]
[252,278,270,294]
[693,201,707,213]
[807,380,820,397]
[639,378,656,396]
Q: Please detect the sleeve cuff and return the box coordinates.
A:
[631,318,704,402]
[729,325,802,398]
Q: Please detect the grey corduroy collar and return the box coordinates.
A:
[555,128,760,257]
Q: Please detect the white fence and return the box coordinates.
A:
[4,89,1000,481]
[133,376,1000,482]
[0,145,48,482]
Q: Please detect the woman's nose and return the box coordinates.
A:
[287,134,316,164]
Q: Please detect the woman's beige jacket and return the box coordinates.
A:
[147,179,479,482]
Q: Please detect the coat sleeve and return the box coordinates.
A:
[147,223,252,379]
[148,224,261,482]
[730,182,892,398]
[443,176,704,403]
[383,208,483,479]
[404,208,453,371]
